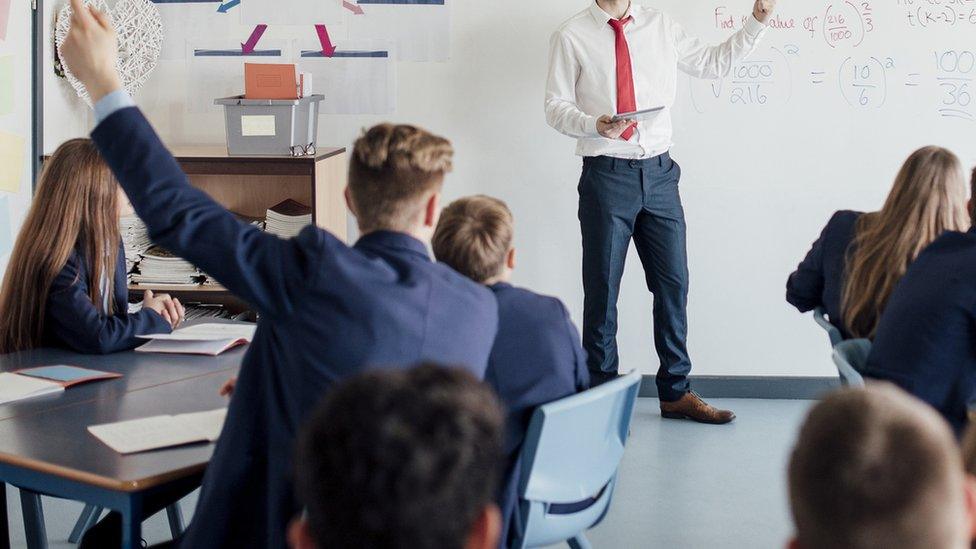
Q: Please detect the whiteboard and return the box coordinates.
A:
[0,0,34,275]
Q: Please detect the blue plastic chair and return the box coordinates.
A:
[832,339,870,387]
[813,307,844,347]
[511,371,642,549]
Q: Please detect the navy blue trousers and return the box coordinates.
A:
[578,153,691,402]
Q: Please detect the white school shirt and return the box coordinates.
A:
[545,2,768,160]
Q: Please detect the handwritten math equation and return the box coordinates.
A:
[694,2,974,123]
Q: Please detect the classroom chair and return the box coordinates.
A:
[813,307,844,348]
[832,339,870,388]
[510,370,642,549]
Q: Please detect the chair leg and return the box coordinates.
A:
[165,503,185,538]
[567,534,592,549]
[68,505,102,543]
[18,490,47,549]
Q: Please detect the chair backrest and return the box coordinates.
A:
[514,371,642,548]
[832,339,870,387]
[813,307,844,347]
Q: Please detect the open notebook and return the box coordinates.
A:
[0,367,121,405]
[88,408,228,454]
[136,323,257,356]
[0,373,65,405]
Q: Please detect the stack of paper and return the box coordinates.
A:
[119,215,151,274]
[136,322,257,356]
[265,199,312,239]
[88,408,228,454]
[0,372,64,405]
[131,247,205,286]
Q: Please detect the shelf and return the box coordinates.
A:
[128,284,228,294]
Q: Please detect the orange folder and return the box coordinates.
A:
[244,63,299,100]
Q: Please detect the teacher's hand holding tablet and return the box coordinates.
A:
[597,115,635,139]
[753,0,777,23]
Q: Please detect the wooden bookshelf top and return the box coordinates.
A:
[169,145,345,162]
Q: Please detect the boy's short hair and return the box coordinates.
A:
[432,196,514,283]
[788,384,967,549]
[348,124,454,233]
[295,364,505,549]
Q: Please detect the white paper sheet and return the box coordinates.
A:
[88,408,228,455]
[296,39,396,114]
[186,42,289,113]
[242,0,344,26]
[0,373,64,405]
[347,2,449,62]
[139,323,256,342]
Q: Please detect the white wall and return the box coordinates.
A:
[44,0,976,378]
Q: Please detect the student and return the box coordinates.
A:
[61,4,498,547]
[431,195,590,546]
[864,165,976,435]
[0,138,181,354]
[786,146,969,339]
[788,384,976,549]
[289,364,504,549]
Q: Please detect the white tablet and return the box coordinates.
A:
[610,106,665,122]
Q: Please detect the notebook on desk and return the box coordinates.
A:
[88,408,228,454]
[0,372,64,405]
[136,323,256,356]
[0,367,122,405]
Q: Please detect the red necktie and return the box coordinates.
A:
[609,17,637,141]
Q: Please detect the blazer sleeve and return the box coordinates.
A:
[46,254,172,354]
[786,221,831,313]
[558,301,590,392]
[91,107,326,319]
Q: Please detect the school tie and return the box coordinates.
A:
[608,17,637,141]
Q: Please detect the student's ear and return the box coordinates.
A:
[786,538,801,549]
[964,474,976,541]
[464,504,502,549]
[423,192,441,229]
[287,517,317,549]
[344,187,358,218]
[506,248,516,271]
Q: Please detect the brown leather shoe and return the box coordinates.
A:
[660,392,735,424]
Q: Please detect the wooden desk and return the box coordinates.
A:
[0,344,245,549]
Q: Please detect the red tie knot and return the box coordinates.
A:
[608,16,632,32]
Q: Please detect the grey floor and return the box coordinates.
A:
[4,398,813,548]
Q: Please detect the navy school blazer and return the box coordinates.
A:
[91,107,499,549]
[866,228,976,436]
[43,242,171,353]
[485,282,590,548]
[786,210,862,339]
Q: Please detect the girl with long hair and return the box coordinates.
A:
[0,138,183,354]
[787,146,969,339]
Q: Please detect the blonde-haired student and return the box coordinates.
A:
[0,138,182,354]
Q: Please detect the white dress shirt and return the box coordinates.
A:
[546,2,768,159]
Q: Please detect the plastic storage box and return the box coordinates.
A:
[215,95,324,156]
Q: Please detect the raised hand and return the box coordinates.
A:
[59,0,122,102]
[753,0,777,23]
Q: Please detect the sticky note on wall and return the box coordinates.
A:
[0,57,13,116]
[0,0,9,41]
[0,195,12,259]
[0,131,25,194]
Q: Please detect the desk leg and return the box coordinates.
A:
[121,496,143,549]
[0,483,10,549]
[18,490,47,549]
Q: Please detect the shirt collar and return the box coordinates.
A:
[355,230,431,261]
[589,1,635,25]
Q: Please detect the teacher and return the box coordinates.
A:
[545,0,776,424]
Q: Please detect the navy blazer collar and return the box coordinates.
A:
[489,282,513,292]
[355,230,431,261]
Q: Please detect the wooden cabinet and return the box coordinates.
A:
[128,145,349,311]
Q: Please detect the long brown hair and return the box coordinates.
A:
[842,146,969,339]
[0,139,121,352]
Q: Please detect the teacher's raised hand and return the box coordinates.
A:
[753,0,777,23]
[59,0,122,103]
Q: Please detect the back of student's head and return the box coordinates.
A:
[842,146,969,338]
[0,138,120,353]
[432,195,514,283]
[348,124,453,234]
[294,363,504,549]
[789,384,968,549]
